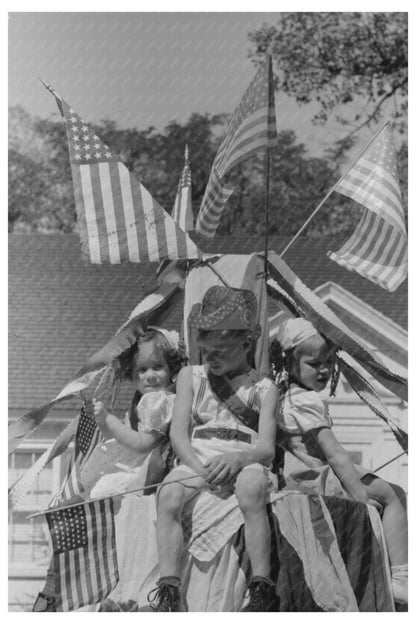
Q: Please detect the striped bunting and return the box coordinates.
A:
[329,123,407,291]
[46,498,118,611]
[9,418,78,508]
[172,144,194,232]
[49,92,201,263]
[196,56,277,238]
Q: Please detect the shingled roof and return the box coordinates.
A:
[9,233,407,414]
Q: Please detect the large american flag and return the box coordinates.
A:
[46,498,119,611]
[48,89,201,263]
[195,56,278,238]
[172,144,194,231]
[329,123,407,291]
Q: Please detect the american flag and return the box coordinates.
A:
[329,123,407,291]
[46,498,119,611]
[52,402,102,505]
[196,56,278,238]
[172,144,194,231]
[44,85,202,263]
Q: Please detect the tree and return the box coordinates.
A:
[248,13,408,134]
[218,129,357,238]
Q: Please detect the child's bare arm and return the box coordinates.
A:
[170,367,207,475]
[92,399,161,454]
[316,427,369,502]
[204,383,278,485]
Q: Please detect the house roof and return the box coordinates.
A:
[9,233,407,413]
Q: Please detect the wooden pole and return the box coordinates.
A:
[264,149,271,279]
[28,473,203,518]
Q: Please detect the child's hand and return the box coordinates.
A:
[203,453,243,485]
[91,398,109,424]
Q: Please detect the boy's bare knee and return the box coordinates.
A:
[235,469,268,511]
[157,483,183,516]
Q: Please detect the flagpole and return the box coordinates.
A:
[38,76,64,116]
[264,149,271,279]
[279,121,390,258]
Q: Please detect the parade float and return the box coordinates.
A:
[9,58,407,612]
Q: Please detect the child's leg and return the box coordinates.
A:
[156,468,206,579]
[235,467,271,579]
[362,475,407,565]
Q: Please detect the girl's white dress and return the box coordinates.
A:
[80,390,175,499]
[277,383,373,497]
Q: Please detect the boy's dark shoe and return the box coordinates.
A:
[32,592,56,612]
[241,576,278,612]
[147,582,184,612]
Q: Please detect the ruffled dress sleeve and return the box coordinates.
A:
[278,386,332,435]
[135,391,175,435]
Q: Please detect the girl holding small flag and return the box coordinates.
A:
[32,327,187,612]
[85,327,187,498]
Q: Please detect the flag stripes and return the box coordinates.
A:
[47,498,118,611]
[217,108,277,177]
[336,161,405,233]
[196,57,277,238]
[329,210,407,292]
[52,94,202,263]
[330,123,407,291]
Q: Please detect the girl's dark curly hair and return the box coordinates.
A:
[115,329,188,430]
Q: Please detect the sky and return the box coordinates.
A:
[8,10,349,156]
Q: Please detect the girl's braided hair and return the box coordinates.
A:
[269,333,340,396]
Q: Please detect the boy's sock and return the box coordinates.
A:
[157,575,181,587]
[391,564,408,606]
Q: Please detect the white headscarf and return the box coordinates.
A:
[276,318,319,352]
[148,326,180,351]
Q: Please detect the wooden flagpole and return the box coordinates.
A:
[263,55,274,280]
[279,121,390,258]
[264,149,271,279]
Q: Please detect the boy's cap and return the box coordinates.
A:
[189,285,259,333]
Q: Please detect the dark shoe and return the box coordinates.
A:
[147,583,183,612]
[32,592,56,612]
[241,577,278,612]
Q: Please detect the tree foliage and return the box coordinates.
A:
[248,13,408,134]
[9,104,357,237]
